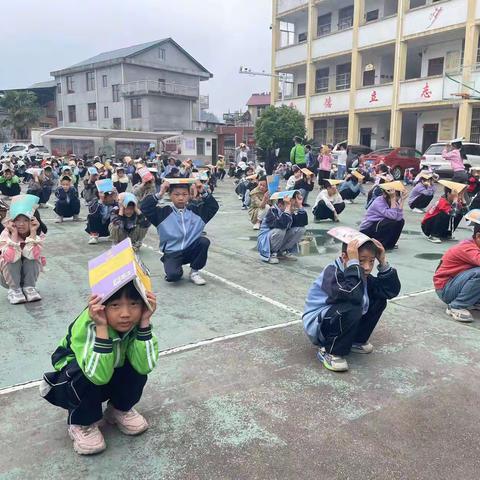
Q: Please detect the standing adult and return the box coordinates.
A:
[334,144,348,180]
[290,136,306,168]
[443,138,468,183]
[317,145,333,187]
[236,143,250,165]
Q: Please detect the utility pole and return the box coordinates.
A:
[239,66,286,102]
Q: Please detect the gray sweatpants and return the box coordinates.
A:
[109,224,149,247]
[270,227,305,254]
[437,267,480,309]
[0,258,40,289]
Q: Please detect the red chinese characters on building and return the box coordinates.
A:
[369,90,379,103]
[420,82,432,99]
[324,96,332,108]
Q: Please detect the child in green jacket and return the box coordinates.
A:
[40,282,158,455]
[0,166,21,197]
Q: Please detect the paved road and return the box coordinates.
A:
[1,179,480,479]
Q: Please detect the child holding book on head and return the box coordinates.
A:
[303,228,401,372]
[109,193,150,251]
[54,175,81,223]
[339,171,365,204]
[141,179,219,285]
[258,190,308,264]
[86,179,118,245]
[421,180,467,244]
[82,167,99,205]
[408,172,435,213]
[0,194,45,304]
[312,179,345,222]
[40,256,158,455]
[248,176,271,230]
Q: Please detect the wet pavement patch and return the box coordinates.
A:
[414,253,443,261]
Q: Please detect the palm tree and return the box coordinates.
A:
[0,90,42,140]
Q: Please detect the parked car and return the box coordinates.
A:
[0,144,50,159]
[420,142,480,175]
[360,147,422,180]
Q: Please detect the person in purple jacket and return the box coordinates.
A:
[408,172,436,213]
[359,182,407,250]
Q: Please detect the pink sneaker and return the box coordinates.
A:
[104,404,149,435]
[68,424,106,455]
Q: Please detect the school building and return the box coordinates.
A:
[271,0,480,152]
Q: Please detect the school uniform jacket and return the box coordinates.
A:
[257,204,308,261]
[141,192,219,254]
[49,309,159,385]
[302,257,401,344]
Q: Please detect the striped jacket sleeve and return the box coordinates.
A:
[127,326,159,375]
[71,318,116,386]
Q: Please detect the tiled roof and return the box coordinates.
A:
[246,93,271,106]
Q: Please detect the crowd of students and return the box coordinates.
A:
[2,136,480,455]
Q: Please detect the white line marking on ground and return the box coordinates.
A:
[0,281,437,396]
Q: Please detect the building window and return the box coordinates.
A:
[131,98,142,118]
[297,83,306,96]
[298,32,307,43]
[66,76,74,93]
[365,10,379,22]
[336,63,351,90]
[279,21,295,48]
[58,110,63,122]
[112,84,120,102]
[334,118,348,143]
[428,57,444,76]
[113,117,122,129]
[338,5,354,30]
[315,67,330,93]
[158,48,166,61]
[317,13,332,37]
[196,138,205,155]
[68,105,76,123]
[363,69,376,86]
[88,103,97,121]
[278,72,294,99]
[86,71,95,91]
[57,82,62,94]
[104,106,109,118]
[313,119,327,145]
[102,75,108,87]
[158,78,166,92]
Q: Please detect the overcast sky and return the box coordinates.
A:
[0,0,272,118]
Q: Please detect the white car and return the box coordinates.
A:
[0,144,50,159]
[420,142,480,174]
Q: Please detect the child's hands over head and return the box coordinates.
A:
[6,220,16,236]
[372,238,386,265]
[29,217,40,236]
[346,239,360,261]
[140,292,157,328]
[88,294,108,327]
[159,180,170,196]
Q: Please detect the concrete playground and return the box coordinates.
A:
[1,179,480,479]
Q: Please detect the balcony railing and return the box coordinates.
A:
[120,80,198,99]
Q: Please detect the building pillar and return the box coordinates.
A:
[270,1,279,106]
[457,0,478,139]
[305,0,315,139]
[389,0,407,147]
[347,0,363,144]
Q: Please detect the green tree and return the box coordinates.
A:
[0,90,42,140]
[254,105,306,161]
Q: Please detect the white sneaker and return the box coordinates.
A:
[23,286,42,302]
[190,270,206,285]
[7,288,26,305]
[68,424,106,455]
[317,348,348,372]
[54,217,63,223]
[268,253,279,264]
[348,199,354,204]
[88,236,99,245]
[351,342,374,354]
[253,222,260,230]
[412,208,424,214]
[446,306,473,323]
[427,236,442,244]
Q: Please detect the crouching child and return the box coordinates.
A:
[258,190,308,264]
[302,228,401,372]
[40,254,158,455]
[141,179,219,285]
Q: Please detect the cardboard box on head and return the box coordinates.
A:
[378,181,406,192]
[324,179,343,187]
[301,168,314,177]
[88,238,153,311]
[351,170,365,181]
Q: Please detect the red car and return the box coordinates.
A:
[360,147,422,180]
